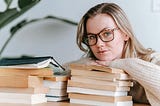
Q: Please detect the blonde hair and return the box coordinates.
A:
[77,3,154,61]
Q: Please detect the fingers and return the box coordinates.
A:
[95,60,111,66]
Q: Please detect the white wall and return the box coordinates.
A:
[0,0,160,64]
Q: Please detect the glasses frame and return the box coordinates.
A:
[83,27,119,46]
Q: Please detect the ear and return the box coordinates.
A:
[123,34,129,41]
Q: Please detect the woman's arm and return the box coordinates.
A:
[109,58,160,104]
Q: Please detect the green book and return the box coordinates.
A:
[0,56,65,71]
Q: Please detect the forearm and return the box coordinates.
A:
[109,58,160,100]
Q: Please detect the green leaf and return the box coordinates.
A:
[0,8,18,29]
[0,0,40,29]
[18,0,40,9]
[4,0,13,9]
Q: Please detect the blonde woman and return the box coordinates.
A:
[75,3,160,106]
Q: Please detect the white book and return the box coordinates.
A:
[0,93,47,104]
[70,98,133,106]
[47,88,67,96]
[43,80,67,89]
[46,96,68,102]
[67,87,127,96]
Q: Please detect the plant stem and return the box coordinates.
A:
[0,33,14,58]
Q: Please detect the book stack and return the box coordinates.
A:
[43,76,69,102]
[0,56,64,104]
[67,64,133,106]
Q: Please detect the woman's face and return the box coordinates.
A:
[86,14,128,61]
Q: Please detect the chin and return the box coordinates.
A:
[98,57,114,61]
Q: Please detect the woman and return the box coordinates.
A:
[75,2,160,106]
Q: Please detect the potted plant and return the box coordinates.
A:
[0,0,78,57]
[0,0,41,57]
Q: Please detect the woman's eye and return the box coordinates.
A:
[105,32,112,36]
[88,35,96,40]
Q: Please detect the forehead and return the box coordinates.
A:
[86,14,117,33]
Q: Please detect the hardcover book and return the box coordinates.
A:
[67,87,128,96]
[0,56,64,70]
[68,80,130,92]
[70,98,133,106]
[69,93,132,103]
[0,93,47,104]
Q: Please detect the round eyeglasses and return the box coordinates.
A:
[83,27,119,46]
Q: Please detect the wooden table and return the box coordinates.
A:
[0,102,150,106]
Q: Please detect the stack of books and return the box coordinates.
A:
[67,64,133,106]
[0,56,64,104]
[43,76,69,102]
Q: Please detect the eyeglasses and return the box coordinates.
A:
[83,27,119,46]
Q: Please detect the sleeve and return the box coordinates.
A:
[109,58,160,102]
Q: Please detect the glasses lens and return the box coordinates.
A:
[83,28,116,46]
[84,34,97,46]
[99,29,114,42]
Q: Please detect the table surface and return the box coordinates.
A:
[0,101,150,106]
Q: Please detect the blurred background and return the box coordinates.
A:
[0,0,160,64]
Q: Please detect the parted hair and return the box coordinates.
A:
[76,3,154,61]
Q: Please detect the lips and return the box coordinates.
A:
[97,50,108,54]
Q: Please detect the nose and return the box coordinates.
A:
[96,36,105,46]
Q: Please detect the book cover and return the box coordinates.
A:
[69,93,132,103]
[47,88,67,96]
[71,69,131,81]
[70,98,133,106]
[0,75,43,88]
[0,87,49,94]
[0,93,47,104]
[69,63,126,74]
[0,56,65,70]
[44,75,69,82]
[46,95,68,102]
[0,67,53,77]
[67,87,128,96]
[68,80,130,91]
[71,76,133,87]
[43,80,67,89]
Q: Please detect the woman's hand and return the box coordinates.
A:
[95,60,112,66]
[73,57,113,67]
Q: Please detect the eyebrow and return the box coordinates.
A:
[87,27,111,35]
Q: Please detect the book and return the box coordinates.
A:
[43,75,68,102]
[0,56,64,70]
[71,69,131,81]
[46,95,68,102]
[44,75,69,82]
[47,88,67,96]
[43,80,67,89]
[0,87,49,94]
[68,80,130,91]
[0,93,47,104]
[71,76,133,87]
[0,75,43,88]
[67,87,128,96]
[68,64,133,106]
[70,98,133,106]
[69,63,126,74]
[0,67,53,77]
[69,93,132,103]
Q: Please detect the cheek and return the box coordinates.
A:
[111,38,125,53]
[90,46,96,54]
